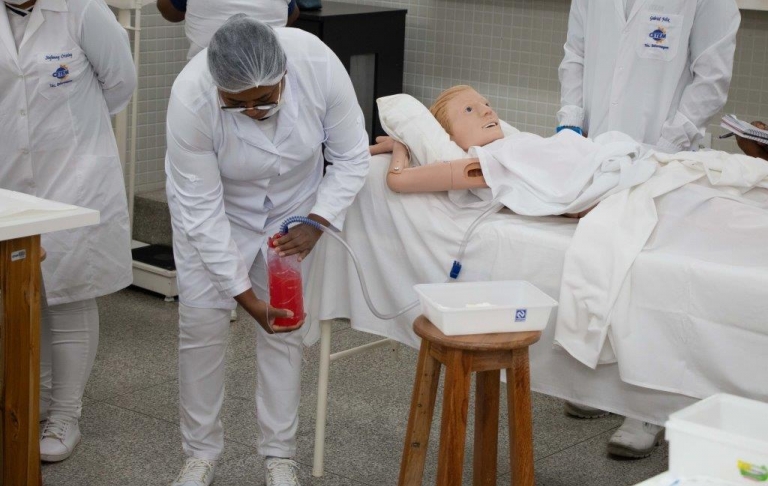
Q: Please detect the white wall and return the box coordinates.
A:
[129,0,768,193]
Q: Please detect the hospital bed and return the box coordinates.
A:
[306,155,768,476]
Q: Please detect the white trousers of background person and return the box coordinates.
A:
[39,283,100,421]
[178,246,313,461]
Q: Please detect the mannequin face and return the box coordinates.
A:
[444,89,504,151]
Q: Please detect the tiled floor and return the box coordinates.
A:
[41,288,668,485]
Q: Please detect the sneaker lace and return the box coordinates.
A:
[41,418,70,441]
[267,458,299,484]
[176,458,215,482]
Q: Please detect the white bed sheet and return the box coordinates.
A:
[307,156,768,424]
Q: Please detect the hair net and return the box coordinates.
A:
[207,14,287,93]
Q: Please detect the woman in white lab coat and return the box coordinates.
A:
[165,16,369,486]
[0,0,135,462]
[558,0,740,152]
[556,0,740,460]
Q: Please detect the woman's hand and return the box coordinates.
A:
[273,213,329,262]
[234,289,304,333]
[737,121,768,161]
[370,136,395,156]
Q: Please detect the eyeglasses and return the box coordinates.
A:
[220,78,283,113]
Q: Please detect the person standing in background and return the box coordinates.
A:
[0,0,136,463]
[557,0,740,460]
[156,0,299,59]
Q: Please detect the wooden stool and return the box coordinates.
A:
[398,316,541,486]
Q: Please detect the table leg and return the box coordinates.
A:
[436,349,472,486]
[0,235,42,486]
[312,319,333,477]
[507,347,534,486]
[399,341,441,486]
[473,369,500,486]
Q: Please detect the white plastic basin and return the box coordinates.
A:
[413,280,558,336]
[667,394,768,483]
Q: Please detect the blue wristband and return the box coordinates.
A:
[556,125,583,136]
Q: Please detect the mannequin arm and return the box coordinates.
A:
[386,141,488,193]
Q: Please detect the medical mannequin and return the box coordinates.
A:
[0,0,136,463]
[165,16,369,486]
[737,121,768,161]
[556,0,740,460]
[372,85,593,218]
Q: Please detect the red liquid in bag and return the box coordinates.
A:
[267,235,304,328]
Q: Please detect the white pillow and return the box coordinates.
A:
[376,93,518,166]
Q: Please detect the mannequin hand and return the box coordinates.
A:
[273,213,329,262]
[235,290,303,334]
[370,136,395,155]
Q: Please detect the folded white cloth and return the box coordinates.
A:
[471,130,657,216]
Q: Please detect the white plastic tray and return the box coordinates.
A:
[666,394,768,484]
[413,280,557,336]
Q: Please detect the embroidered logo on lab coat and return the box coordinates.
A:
[52,64,69,80]
[49,64,73,88]
[644,15,672,51]
[649,27,667,45]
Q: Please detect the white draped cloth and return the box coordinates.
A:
[307,142,768,421]
[554,150,768,388]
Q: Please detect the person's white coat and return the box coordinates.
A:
[557,0,740,153]
[0,0,135,305]
[167,27,369,315]
[184,0,290,59]
[165,26,369,459]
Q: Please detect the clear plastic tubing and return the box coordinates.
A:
[279,201,503,321]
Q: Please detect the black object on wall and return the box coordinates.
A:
[295,1,407,144]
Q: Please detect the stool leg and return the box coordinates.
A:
[399,341,441,486]
[507,347,534,486]
[436,349,472,486]
[473,370,500,486]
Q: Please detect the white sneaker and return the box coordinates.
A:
[265,457,300,486]
[40,417,81,462]
[171,457,216,486]
[607,418,665,458]
[563,401,610,419]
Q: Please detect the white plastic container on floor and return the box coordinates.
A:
[412,280,558,336]
[666,394,768,484]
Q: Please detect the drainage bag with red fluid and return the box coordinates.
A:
[267,233,304,328]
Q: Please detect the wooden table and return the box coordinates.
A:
[0,190,98,485]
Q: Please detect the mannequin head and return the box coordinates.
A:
[429,85,504,151]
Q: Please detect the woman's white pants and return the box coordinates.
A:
[178,250,308,461]
[39,286,99,421]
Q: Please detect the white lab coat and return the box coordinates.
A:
[0,0,135,305]
[558,0,740,152]
[165,27,370,310]
[184,0,290,59]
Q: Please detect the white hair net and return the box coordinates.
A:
[207,14,287,93]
